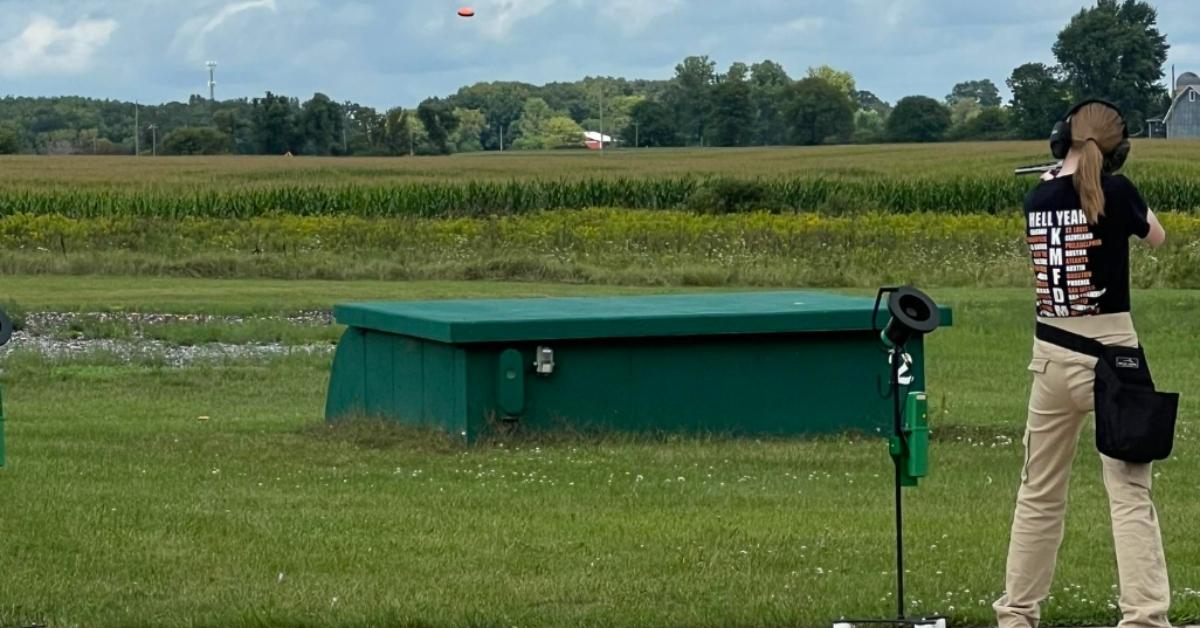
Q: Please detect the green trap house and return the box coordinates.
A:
[325,292,952,441]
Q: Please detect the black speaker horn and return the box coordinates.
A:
[877,287,941,349]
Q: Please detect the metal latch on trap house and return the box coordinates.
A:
[534,346,555,375]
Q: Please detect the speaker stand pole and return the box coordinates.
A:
[891,345,906,621]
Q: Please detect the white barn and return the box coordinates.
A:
[1148,72,1200,139]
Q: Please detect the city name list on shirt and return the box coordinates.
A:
[1028,207,1105,317]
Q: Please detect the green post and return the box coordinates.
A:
[904,391,929,480]
[890,391,929,487]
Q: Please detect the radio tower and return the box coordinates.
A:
[206,61,218,102]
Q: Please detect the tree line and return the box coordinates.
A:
[0,0,1170,156]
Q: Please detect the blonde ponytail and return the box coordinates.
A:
[1074,138,1106,223]
[1065,103,1126,224]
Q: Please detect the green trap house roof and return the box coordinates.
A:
[333,291,953,344]
[326,291,953,441]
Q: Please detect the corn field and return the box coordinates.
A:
[3,142,1200,218]
[0,176,1041,218]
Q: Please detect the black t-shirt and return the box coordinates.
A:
[1024,174,1151,318]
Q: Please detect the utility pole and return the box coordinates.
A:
[149,124,158,156]
[134,103,140,156]
[342,109,349,155]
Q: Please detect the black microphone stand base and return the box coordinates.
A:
[833,617,947,628]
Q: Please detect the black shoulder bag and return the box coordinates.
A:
[1036,323,1179,463]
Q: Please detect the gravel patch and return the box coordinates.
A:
[0,330,334,366]
[20,310,332,333]
[1,311,337,366]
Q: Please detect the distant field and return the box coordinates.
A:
[4,141,1200,217]
[3,141,1200,185]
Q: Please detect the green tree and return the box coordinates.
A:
[251,92,300,154]
[886,96,951,142]
[946,79,1002,108]
[1053,0,1169,127]
[161,127,232,155]
[0,128,19,154]
[539,81,591,122]
[450,81,533,150]
[344,104,386,155]
[853,109,885,143]
[749,60,792,145]
[948,107,1015,141]
[514,98,556,150]
[299,93,344,155]
[1007,63,1071,139]
[583,93,641,141]
[541,116,585,149]
[710,62,755,146]
[854,90,892,118]
[785,77,854,146]
[806,65,856,99]
[416,98,459,155]
[625,99,680,147]
[947,97,983,127]
[213,109,253,154]
[450,108,486,152]
[383,108,428,156]
[666,55,717,145]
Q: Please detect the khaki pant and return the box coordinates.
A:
[995,313,1171,628]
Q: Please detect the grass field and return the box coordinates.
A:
[0,278,1197,628]
[1,144,1196,626]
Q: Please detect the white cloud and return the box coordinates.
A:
[766,16,827,44]
[171,0,279,62]
[0,15,118,78]
[333,2,375,27]
[598,0,682,36]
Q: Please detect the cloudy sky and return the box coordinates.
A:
[1,0,1198,108]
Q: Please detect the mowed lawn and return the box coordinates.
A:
[0,278,1197,628]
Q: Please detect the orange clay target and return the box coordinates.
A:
[458,7,475,17]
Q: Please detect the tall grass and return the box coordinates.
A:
[2,210,1198,287]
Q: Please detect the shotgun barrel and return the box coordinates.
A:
[1014,161,1062,176]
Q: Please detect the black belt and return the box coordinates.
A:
[1035,323,1106,358]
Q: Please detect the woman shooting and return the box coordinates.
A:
[994,100,1171,628]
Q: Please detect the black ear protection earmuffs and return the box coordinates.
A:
[1049,99,1131,174]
